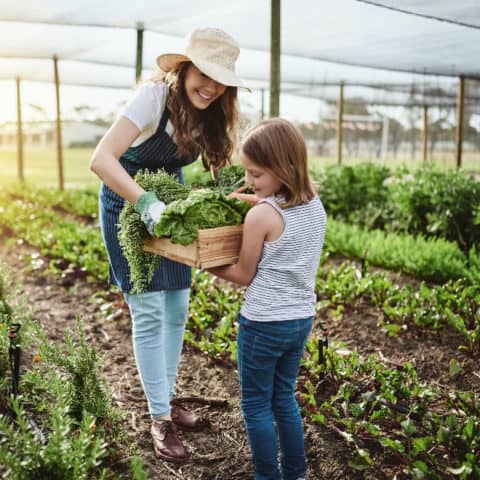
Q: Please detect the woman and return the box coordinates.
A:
[90,27,247,462]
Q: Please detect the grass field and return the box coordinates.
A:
[1,147,478,189]
[0,147,99,188]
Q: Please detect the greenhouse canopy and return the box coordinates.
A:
[0,0,479,106]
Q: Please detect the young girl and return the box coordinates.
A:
[90,27,247,462]
[209,118,327,480]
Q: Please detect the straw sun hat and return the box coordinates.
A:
[156,27,249,91]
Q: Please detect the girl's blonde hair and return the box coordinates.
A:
[240,118,316,208]
[152,62,239,171]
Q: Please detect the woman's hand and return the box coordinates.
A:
[134,191,166,235]
[228,186,260,205]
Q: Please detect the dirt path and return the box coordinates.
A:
[1,242,359,480]
[3,237,478,479]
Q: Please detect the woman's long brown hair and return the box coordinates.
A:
[156,62,239,172]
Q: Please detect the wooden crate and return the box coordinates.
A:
[144,224,243,268]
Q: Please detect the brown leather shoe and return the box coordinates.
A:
[170,401,210,432]
[150,419,188,462]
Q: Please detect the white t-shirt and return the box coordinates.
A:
[121,82,174,147]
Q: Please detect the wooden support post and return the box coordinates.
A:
[261,88,265,120]
[422,105,428,163]
[135,23,144,84]
[455,76,465,169]
[337,82,344,166]
[53,55,64,191]
[380,116,389,159]
[269,0,280,117]
[15,77,24,183]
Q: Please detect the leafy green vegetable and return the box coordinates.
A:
[216,165,246,194]
[118,170,191,293]
[185,164,246,191]
[119,169,250,292]
[155,189,250,245]
[134,170,191,204]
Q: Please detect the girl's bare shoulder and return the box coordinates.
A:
[245,202,283,235]
[246,201,274,219]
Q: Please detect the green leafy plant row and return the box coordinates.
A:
[185,271,480,478]
[2,164,246,223]
[3,181,480,287]
[301,341,480,479]
[315,163,480,252]
[3,188,478,289]
[316,260,480,353]
[186,270,244,363]
[1,189,478,350]
[0,266,147,480]
[325,218,480,284]
[0,193,108,282]
[5,184,99,220]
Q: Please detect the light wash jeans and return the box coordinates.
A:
[237,313,313,480]
[124,289,190,418]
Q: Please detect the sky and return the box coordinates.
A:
[0,79,325,125]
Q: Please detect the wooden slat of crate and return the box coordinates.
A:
[143,224,243,268]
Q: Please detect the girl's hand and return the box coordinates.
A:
[228,186,260,205]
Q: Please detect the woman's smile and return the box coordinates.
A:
[185,64,227,109]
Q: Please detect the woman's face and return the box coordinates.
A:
[184,64,227,109]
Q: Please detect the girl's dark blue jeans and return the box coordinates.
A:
[237,313,314,480]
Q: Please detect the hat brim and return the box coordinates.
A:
[156,53,250,92]
[156,53,191,73]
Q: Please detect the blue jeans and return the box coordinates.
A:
[237,314,313,480]
[124,289,190,418]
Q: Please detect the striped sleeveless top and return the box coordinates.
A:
[240,195,327,322]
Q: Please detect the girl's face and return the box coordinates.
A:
[241,151,283,198]
[184,64,227,109]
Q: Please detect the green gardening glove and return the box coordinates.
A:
[134,191,166,236]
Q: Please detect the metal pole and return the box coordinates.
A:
[269,0,280,117]
[422,105,428,163]
[337,82,344,166]
[15,77,24,183]
[53,55,64,191]
[135,23,144,84]
[455,76,465,168]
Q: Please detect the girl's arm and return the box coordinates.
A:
[90,116,145,203]
[207,203,274,286]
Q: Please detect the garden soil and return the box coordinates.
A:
[1,241,478,480]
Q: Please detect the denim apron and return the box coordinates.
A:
[99,108,197,293]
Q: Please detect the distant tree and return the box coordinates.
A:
[428,107,454,158]
[26,103,48,122]
[344,101,369,116]
[387,117,404,158]
[463,108,480,149]
[70,102,126,127]
[405,105,422,159]
[71,104,96,121]
[344,100,378,157]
